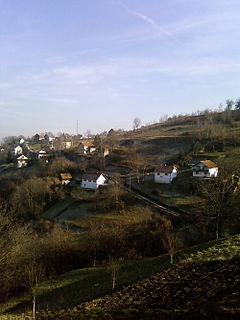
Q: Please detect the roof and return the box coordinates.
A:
[81,141,94,147]
[35,133,44,138]
[39,150,46,154]
[82,173,104,182]
[17,155,28,161]
[193,160,218,168]
[154,165,177,174]
[60,173,72,180]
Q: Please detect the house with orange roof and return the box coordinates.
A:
[60,173,72,185]
[192,160,218,178]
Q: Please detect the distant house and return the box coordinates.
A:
[19,138,25,145]
[38,150,50,163]
[61,141,73,149]
[81,173,106,189]
[34,133,44,141]
[108,128,116,136]
[16,155,28,168]
[103,147,109,157]
[13,145,23,156]
[44,133,55,142]
[154,165,178,184]
[78,142,96,154]
[60,173,72,185]
[192,160,218,178]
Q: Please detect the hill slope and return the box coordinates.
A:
[2,234,240,319]
[32,258,240,319]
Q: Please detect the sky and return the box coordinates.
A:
[0,0,240,139]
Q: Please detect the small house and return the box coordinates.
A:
[154,165,178,184]
[38,150,50,163]
[13,145,23,156]
[192,160,218,178]
[60,173,72,185]
[81,173,106,189]
[78,142,96,154]
[16,155,28,168]
[103,147,109,157]
[34,133,44,141]
[65,141,72,149]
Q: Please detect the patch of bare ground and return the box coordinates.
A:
[36,258,240,319]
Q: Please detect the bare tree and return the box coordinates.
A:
[197,171,233,239]
[133,117,141,130]
[108,256,120,291]
[225,99,234,110]
[160,220,179,264]
[235,98,240,109]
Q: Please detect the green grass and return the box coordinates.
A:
[28,143,42,152]
[3,233,240,316]
[183,234,240,262]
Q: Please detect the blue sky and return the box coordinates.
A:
[0,0,240,139]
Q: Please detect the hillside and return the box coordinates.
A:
[37,258,239,319]
[2,234,240,319]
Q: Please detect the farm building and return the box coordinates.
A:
[81,173,106,189]
[154,165,178,184]
[192,160,218,178]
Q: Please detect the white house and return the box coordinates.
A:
[192,160,218,178]
[154,165,178,184]
[13,145,23,156]
[81,173,106,189]
[19,138,25,145]
[38,150,46,158]
[16,155,28,168]
[38,150,50,163]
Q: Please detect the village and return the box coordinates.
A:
[0,129,220,195]
[0,126,226,237]
[1,112,240,319]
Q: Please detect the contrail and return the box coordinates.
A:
[116,0,172,37]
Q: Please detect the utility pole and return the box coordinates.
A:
[77,120,79,136]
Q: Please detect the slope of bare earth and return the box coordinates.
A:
[34,258,240,320]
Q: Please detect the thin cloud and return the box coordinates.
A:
[116,1,172,37]
[47,98,77,104]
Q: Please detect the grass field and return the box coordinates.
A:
[2,234,240,317]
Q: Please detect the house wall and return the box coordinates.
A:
[154,169,177,184]
[17,161,27,168]
[96,175,106,187]
[81,179,98,189]
[14,146,22,155]
[81,174,106,189]
[62,180,70,185]
[192,165,218,177]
